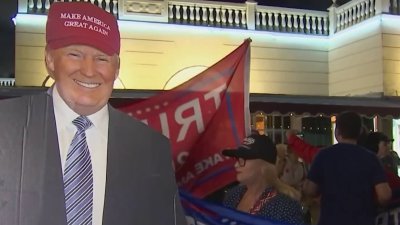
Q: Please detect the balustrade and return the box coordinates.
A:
[0,79,16,87]
[23,0,117,15]
[255,6,328,35]
[17,0,399,36]
[391,0,400,13]
[169,0,247,28]
[334,0,376,32]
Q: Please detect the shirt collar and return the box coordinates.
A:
[52,86,109,129]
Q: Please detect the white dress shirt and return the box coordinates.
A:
[52,86,108,225]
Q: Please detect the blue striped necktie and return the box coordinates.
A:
[63,116,93,225]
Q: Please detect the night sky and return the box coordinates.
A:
[0,0,342,78]
[0,0,17,78]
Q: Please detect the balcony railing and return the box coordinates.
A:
[0,78,16,87]
[18,0,399,35]
[168,0,248,28]
[255,5,328,34]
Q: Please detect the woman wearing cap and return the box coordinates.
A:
[222,134,305,225]
[364,132,398,176]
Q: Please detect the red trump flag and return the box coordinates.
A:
[119,39,251,197]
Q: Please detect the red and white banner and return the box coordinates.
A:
[119,39,251,198]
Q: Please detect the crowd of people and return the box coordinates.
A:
[218,111,400,225]
[1,2,399,225]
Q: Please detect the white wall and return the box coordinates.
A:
[15,14,329,95]
[328,16,384,96]
[382,15,400,96]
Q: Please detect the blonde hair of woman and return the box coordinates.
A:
[259,159,302,201]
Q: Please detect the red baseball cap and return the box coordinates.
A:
[46,2,120,55]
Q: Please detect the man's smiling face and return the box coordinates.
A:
[46,44,119,115]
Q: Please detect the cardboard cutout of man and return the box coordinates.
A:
[0,2,186,225]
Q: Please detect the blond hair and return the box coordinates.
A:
[260,160,301,201]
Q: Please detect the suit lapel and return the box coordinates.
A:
[102,106,127,224]
[98,106,185,225]
[19,94,67,225]
[103,106,148,225]
[40,94,67,225]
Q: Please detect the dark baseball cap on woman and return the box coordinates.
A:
[222,134,277,164]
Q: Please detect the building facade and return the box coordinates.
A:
[13,0,400,146]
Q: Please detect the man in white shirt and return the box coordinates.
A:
[0,2,186,225]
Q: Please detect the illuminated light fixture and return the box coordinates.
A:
[373,116,378,132]
[330,15,383,46]
[15,14,47,27]
[117,17,328,49]
[381,14,400,31]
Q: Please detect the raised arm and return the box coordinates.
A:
[286,129,320,164]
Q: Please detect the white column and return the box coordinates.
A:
[375,0,390,14]
[105,0,110,12]
[19,0,28,13]
[299,15,304,30]
[281,14,287,30]
[216,8,221,23]
[195,6,201,22]
[221,8,227,23]
[287,14,293,31]
[168,4,174,20]
[176,5,181,20]
[234,10,240,25]
[228,9,233,24]
[328,2,337,36]
[183,6,188,21]
[37,0,42,10]
[202,7,208,23]
[189,6,195,22]
[209,7,214,23]
[245,0,257,30]
[241,10,246,26]
[113,0,118,15]
[273,12,279,29]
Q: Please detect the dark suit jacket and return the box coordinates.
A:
[0,93,186,225]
